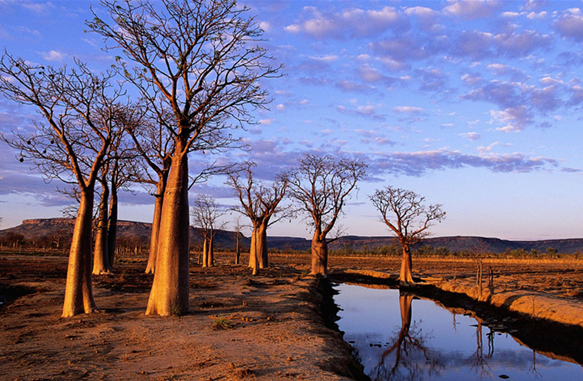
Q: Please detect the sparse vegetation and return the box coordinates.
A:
[211,316,234,330]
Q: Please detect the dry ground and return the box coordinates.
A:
[0,252,363,381]
[2,250,583,380]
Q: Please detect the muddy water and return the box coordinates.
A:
[334,283,583,381]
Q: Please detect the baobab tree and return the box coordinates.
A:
[232,216,246,265]
[283,154,367,276]
[191,195,227,267]
[93,138,139,275]
[88,0,280,316]
[93,169,113,275]
[226,161,288,275]
[370,186,446,284]
[0,55,127,317]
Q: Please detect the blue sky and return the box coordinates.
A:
[1,0,583,240]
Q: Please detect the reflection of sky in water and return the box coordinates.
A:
[334,284,583,380]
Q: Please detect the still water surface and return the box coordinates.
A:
[334,283,583,381]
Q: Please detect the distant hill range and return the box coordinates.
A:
[1,218,583,254]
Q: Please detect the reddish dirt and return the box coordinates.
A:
[2,250,583,380]
[0,252,364,381]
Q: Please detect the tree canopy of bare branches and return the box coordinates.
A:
[226,161,288,275]
[283,154,367,275]
[88,0,281,316]
[0,53,129,317]
[370,186,446,284]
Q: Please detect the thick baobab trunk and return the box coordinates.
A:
[399,245,414,284]
[202,235,213,268]
[93,184,111,275]
[249,229,258,275]
[146,151,190,316]
[256,223,268,269]
[62,190,98,317]
[146,180,165,274]
[208,234,214,266]
[107,184,118,270]
[311,232,328,275]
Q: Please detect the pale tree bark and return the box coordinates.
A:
[201,233,215,268]
[146,150,190,316]
[370,186,446,285]
[208,235,214,267]
[146,179,167,274]
[202,236,209,268]
[93,178,112,275]
[63,191,99,317]
[399,245,414,284]
[249,230,258,275]
[284,154,367,276]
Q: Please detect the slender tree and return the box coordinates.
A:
[191,195,226,267]
[93,169,113,275]
[232,216,245,265]
[89,0,280,315]
[226,161,288,275]
[283,154,367,276]
[370,186,446,284]
[0,54,127,317]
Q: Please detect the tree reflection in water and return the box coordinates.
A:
[370,292,444,381]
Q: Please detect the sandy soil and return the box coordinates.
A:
[2,251,583,380]
[0,253,363,381]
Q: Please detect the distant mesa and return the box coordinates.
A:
[2,218,583,254]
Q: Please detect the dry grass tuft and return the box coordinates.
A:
[211,316,234,330]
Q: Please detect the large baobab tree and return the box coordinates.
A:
[0,55,127,317]
[191,195,227,267]
[370,186,446,284]
[284,154,367,276]
[226,161,288,275]
[89,0,280,316]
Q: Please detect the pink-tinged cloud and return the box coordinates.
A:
[493,30,552,57]
[460,132,481,141]
[490,106,532,132]
[443,0,503,20]
[453,30,494,59]
[393,106,424,114]
[553,9,583,41]
[371,149,559,176]
[461,73,482,86]
[337,105,384,120]
[284,5,408,39]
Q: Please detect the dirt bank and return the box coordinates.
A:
[0,254,365,381]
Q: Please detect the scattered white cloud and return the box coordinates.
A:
[393,106,424,114]
[40,50,66,62]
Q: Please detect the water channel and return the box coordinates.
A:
[333,283,583,381]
